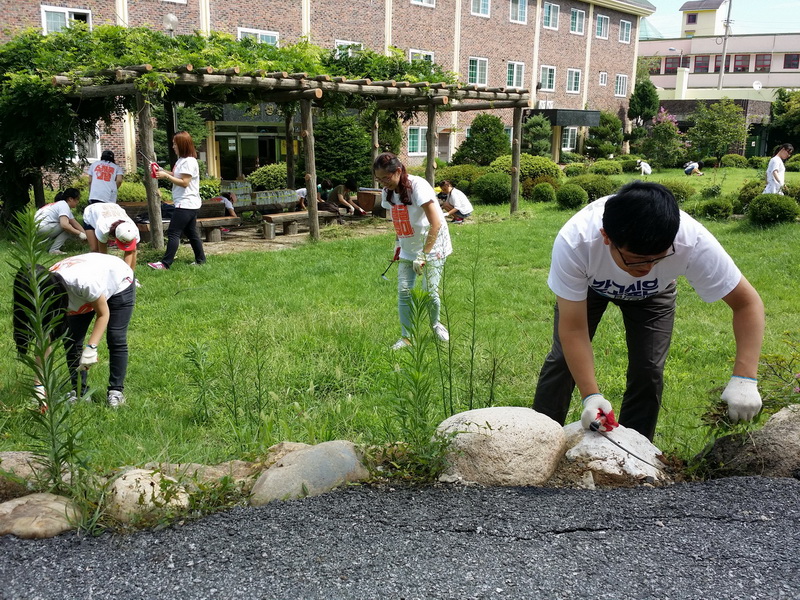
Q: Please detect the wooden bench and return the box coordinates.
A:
[261,210,339,240]
[197,216,242,242]
[119,202,240,242]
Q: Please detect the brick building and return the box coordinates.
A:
[1,0,655,176]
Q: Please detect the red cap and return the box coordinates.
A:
[113,222,138,252]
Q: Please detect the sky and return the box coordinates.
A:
[645,0,800,39]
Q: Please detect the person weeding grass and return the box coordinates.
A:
[13,254,136,408]
[83,202,140,270]
[34,188,87,255]
[532,181,765,440]
[374,152,453,350]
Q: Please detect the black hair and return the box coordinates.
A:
[321,178,333,189]
[373,152,412,205]
[12,266,69,356]
[101,150,115,163]
[220,192,233,201]
[345,177,358,192]
[696,161,704,170]
[775,143,794,156]
[53,192,64,203]
[602,181,680,255]
[62,187,80,201]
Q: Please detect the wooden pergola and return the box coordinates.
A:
[53,67,531,249]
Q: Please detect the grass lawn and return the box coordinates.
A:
[1,168,798,472]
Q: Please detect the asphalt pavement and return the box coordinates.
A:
[1,476,798,599]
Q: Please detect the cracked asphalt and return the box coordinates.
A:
[1,476,799,599]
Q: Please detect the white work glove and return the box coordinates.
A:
[79,344,98,371]
[581,393,619,432]
[78,232,87,241]
[412,252,426,275]
[721,376,762,422]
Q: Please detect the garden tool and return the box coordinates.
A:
[380,259,397,281]
[589,420,665,471]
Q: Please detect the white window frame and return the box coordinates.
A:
[540,65,556,92]
[507,61,525,88]
[596,14,609,39]
[238,28,279,46]
[619,20,632,44]
[471,0,490,17]
[570,9,585,35]
[161,0,187,4]
[615,74,628,97]
[504,127,513,145]
[74,127,101,163]
[468,57,488,86]
[543,2,560,30]
[599,71,608,86]
[411,0,435,6]
[408,126,428,155]
[510,0,527,24]
[561,127,578,152]
[409,49,435,63]
[566,68,581,94]
[41,5,92,33]
[334,40,363,58]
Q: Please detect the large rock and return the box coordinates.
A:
[106,468,190,524]
[0,452,38,502]
[0,493,80,539]
[250,440,368,506]
[548,423,671,488]
[703,405,800,478]
[436,407,565,486]
[143,460,260,493]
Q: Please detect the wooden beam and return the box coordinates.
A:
[135,92,164,250]
[122,64,152,73]
[443,100,531,111]
[300,99,320,241]
[266,89,323,102]
[425,104,437,186]
[375,96,449,110]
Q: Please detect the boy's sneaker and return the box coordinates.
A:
[391,338,412,351]
[65,390,77,404]
[49,250,66,255]
[433,323,450,342]
[147,261,167,270]
[107,390,126,408]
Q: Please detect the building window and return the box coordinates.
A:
[335,40,363,58]
[504,127,513,145]
[615,74,628,97]
[619,20,631,44]
[41,6,91,33]
[543,3,559,29]
[785,54,800,69]
[411,0,435,6]
[649,59,662,75]
[561,127,578,151]
[754,54,772,72]
[540,65,556,91]
[733,55,750,73]
[694,55,710,73]
[570,9,585,34]
[686,13,697,24]
[664,57,681,74]
[510,0,527,24]
[410,49,434,62]
[468,57,488,86]
[681,55,691,68]
[471,0,490,16]
[714,55,731,73]
[599,71,608,86]
[408,127,428,154]
[507,61,525,88]
[566,68,581,93]
[595,14,609,39]
[238,28,279,46]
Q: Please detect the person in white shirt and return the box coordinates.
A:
[13,254,136,407]
[532,181,764,440]
[439,180,474,223]
[86,150,124,204]
[763,144,793,195]
[636,159,652,176]
[375,152,453,350]
[83,202,141,269]
[148,131,206,270]
[34,188,87,254]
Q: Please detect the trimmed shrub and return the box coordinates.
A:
[117,182,147,203]
[527,174,561,191]
[436,164,487,186]
[748,156,770,170]
[247,162,289,190]
[564,163,588,177]
[700,156,718,169]
[785,183,800,201]
[569,174,616,201]
[786,154,800,172]
[700,183,722,198]
[488,154,561,181]
[560,151,585,164]
[456,179,471,194]
[655,179,696,203]
[556,183,588,210]
[737,179,766,210]
[748,194,800,225]
[589,160,623,176]
[199,178,221,200]
[620,159,640,173]
[697,197,733,220]
[471,172,513,204]
[531,182,556,203]
[720,154,748,168]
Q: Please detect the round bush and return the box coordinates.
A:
[556,183,588,210]
[560,151,585,164]
[697,197,733,220]
[488,154,561,181]
[720,154,748,168]
[569,174,616,201]
[531,182,556,203]
[589,160,623,176]
[436,164,487,186]
[471,172,513,204]
[737,179,766,210]
[748,194,800,225]
[456,179,471,194]
[564,163,588,177]
[620,159,640,173]
[117,182,148,203]
[700,156,718,169]
[247,162,289,190]
[786,154,800,172]
[655,179,696,203]
[747,156,770,170]
[199,178,221,200]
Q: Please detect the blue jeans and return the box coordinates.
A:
[397,258,445,338]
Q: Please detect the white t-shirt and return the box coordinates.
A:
[210,195,235,211]
[296,188,308,199]
[35,201,74,227]
[764,155,785,194]
[86,160,124,203]
[171,157,201,209]
[548,196,741,303]
[639,161,653,175]
[49,254,134,315]
[83,203,140,244]
[381,175,453,261]
[447,187,474,215]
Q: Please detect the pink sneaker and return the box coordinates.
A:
[147,261,168,270]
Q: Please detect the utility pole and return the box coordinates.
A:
[717,0,733,90]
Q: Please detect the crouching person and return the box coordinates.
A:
[83,202,141,269]
[34,188,87,254]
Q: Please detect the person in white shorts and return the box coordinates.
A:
[439,180,474,224]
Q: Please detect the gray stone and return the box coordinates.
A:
[0,451,38,502]
[106,468,190,524]
[143,460,260,493]
[250,440,368,506]
[437,407,566,486]
[0,493,80,539]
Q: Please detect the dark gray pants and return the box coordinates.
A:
[532,284,676,440]
[162,208,206,268]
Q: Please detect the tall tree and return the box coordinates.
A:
[451,114,511,166]
[628,80,660,125]
[686,98,747,160]
[642,108,685,169]
[521,114,552,157]
[770,88,800,145]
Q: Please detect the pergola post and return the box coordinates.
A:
[425,103,437,186]
[164,100,178,167]
[511,106,522,214]
[136,92,164,250]
[285,111,295,188]
[300,99,320,241]
[371,112,380,187]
